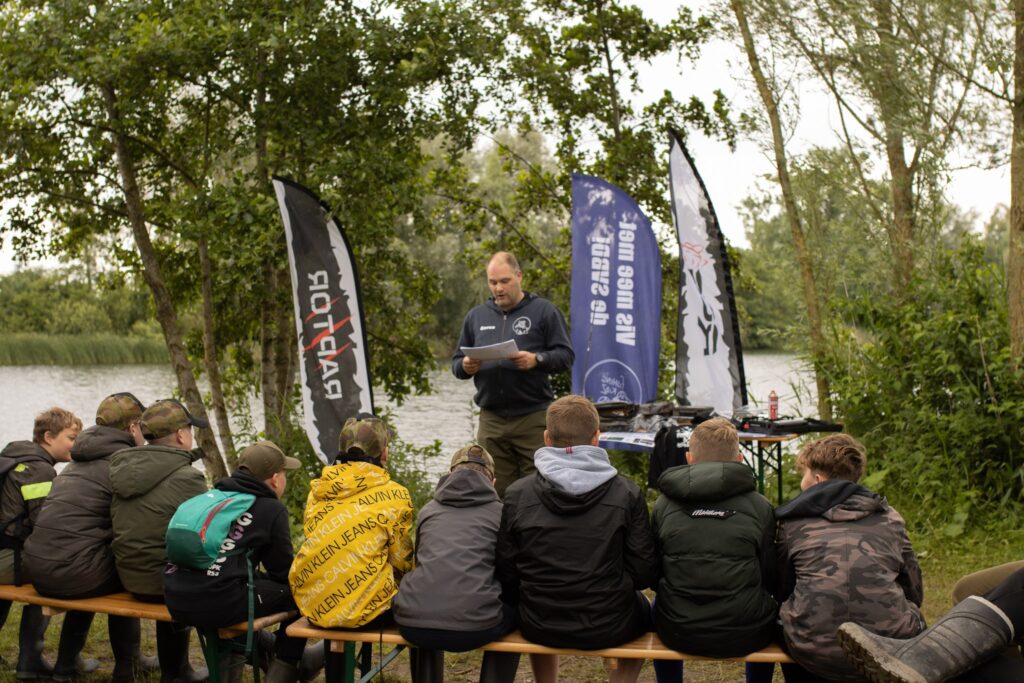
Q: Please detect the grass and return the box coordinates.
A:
[0,530,1017,683]
[0,334,167,365]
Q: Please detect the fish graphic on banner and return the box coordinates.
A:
[570,173,661,404]
[273,177,374,462]
[668,130,747,416]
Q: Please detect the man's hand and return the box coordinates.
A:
[509,351,538,370]
[462,356,482,375]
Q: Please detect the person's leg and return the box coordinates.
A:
[983,567,1024,633]
[53,611,98,680]
[16,605,52,679]
[529,654,558,683]
[745,662,774,683]
[477,410,517,498]
[478,651,520,683]
[408,648,445,683]
[779,663,829,682]
[108,616,141,683]
[953,561,1024,605]
[508,410,546,484]
[156,621,206,683]
[0,599,11,630]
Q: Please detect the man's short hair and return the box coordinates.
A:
[688,417,740,462]
[545,395,599,448]
[796,433,866,482]
[490,251,520,273]
[33,407,82,444]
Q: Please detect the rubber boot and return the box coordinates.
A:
[838,595,1016,683]
[53,611,99,681]
[218,651,246,683]
[110,615,141,683]
[265,659,301,683]
[297,641,325,682]
[409,648,444,683]
[478,651,521,683]
[16,606,53,680]
[157,622,208,683]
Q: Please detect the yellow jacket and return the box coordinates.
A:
[289,460,414,628]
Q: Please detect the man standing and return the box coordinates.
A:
[452,252,574,498]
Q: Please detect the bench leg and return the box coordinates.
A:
[323,641,354,683]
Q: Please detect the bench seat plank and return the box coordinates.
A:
[285,617,793,663]
[0,584,292,637]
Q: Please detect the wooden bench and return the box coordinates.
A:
[0,584,294,682]
[287,616,793,683]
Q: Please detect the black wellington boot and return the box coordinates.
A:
[838,595,1016,683]
[16,606,53,680]
[52,611,99,681]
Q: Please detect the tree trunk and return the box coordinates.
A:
[732,0,833,420]
[101,83,228,479]
[199,236,238,469]
[273,267,296,426]
[871,0,915,292]
[260,264,281,441]
[1010,0,1024,368]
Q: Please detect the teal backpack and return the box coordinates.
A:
[167,489,261,676]
[166,489,256,570]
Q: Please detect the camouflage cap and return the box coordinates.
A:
[338,416,389,459]
[238,440,301,480]
[140,398,210,441]
[449,443,495,478]
[95,392,145,432]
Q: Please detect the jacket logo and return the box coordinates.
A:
[480,325,496,331]
[686,508,736,519]
[512,317,531,335]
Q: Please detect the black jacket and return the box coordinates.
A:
[651,461,778,657]
[23,425,135,597]
[0,441,57,548]
[452,293,573,416]
[164,470,294,627]
[496,471,657,649]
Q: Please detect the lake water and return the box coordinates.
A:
[0,351,813,475]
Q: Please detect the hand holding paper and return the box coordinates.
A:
[461,339,520,361]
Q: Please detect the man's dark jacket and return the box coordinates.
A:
[496,471,657,649]
[452,292,573,416]
[23,425,134,597]
[164,470,294,627]
[652,461,778,657]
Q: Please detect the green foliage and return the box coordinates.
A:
[0,334,167,365]
[822,237,1024,532]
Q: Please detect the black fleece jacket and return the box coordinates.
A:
[452,292,573,416]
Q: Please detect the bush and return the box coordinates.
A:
[822,239,1024,534]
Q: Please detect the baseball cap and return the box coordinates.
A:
[139,398,210,440]
[338,416,389,459]
[449,443,495,478]
[95,392,145,431]
[238,440,301,480]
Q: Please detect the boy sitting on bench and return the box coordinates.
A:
[497,395,657,683]
[394,444,519,682]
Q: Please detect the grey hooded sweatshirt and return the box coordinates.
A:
[393,468,505,631]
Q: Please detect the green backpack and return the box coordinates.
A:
[166,489,256,570]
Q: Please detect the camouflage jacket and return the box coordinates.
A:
[775,479,924,682]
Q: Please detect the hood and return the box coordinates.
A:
[71,425,136,463]
[658,461,756,503]
[534,444,617,496]
[216,469,277,499]
[309,460,391,502]
[433,468,499,508]
[486,291,535,316]
[532,471,614,516]
[109,445,202,499]
[776,479,883,521]
[0,440,52,464]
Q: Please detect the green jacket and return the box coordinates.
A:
[651,461,778,658]
[110,444,207,596]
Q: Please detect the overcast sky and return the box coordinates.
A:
[0,1,1009,273]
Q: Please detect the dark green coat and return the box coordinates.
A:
[652,461,778,657]
[110,444,207,596]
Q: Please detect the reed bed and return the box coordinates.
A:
[0,334,167,365]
